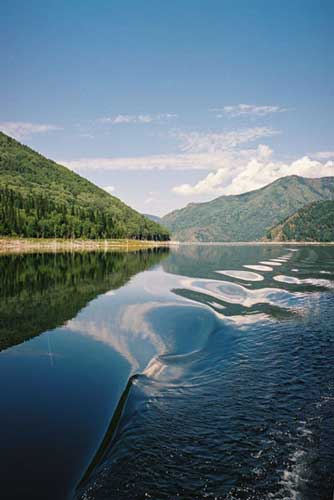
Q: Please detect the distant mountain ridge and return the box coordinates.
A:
[142,213,162,223]
[0,132,169,240]
[162,175,334,241]
[267,200,334,242]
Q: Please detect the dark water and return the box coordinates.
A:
[0,246,333,499]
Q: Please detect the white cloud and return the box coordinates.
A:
[103,185,115,194]
[174,170,227,196]
[98,113,177,125]
[59,122,334,202]
[213,104,287,118]
[61,127,278,173]
[0,121,62,139]
[175,127,278,153]
[62,153,210,171]
[173,155,334,196]
[61,150,268,173]
[312,151,334,160]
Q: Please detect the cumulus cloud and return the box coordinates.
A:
[213,104,287,118]
[0,121,62,139]
[173,155,334,196]
[98,113,177,125]
[59,122,333,201]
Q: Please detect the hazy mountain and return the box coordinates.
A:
[162,175,334,241]
[267,200,334,242]
[142,213,162,223]
[0,132,170,240]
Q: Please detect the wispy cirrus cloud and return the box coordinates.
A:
[98,113,177,125]
[175,127,279,153]
[213,104,288,118]
[61,127,278,172]
[62,153,217,171]
[0,121,62,139]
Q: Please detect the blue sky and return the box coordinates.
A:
[1,0,333,215]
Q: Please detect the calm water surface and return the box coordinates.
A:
[0,245,333,500]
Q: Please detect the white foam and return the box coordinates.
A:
[243,264,273,272]
[216,269,264,282]
[260,261,282,266]
[180,276,297,309]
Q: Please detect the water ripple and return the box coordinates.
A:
[77,246,334,500]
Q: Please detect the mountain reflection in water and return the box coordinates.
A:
[0,245,333,500]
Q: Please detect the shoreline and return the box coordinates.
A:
[0,237,333,254]
[175,241,334,246]
[0,237,174,254]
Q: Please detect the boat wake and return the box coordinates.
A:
[76,246,334,500]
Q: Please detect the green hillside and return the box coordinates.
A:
[0,132,170,240]
[267,200,334,242]
[162,175,334,241]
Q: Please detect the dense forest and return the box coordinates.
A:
[0,132,170,240]
[0,187,167,239]
[267,200,334,241]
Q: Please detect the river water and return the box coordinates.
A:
[0,245,333,499]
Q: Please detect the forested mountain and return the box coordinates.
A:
[267,200,334,242]
[162,175,334,241]
[0,132,170,240]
